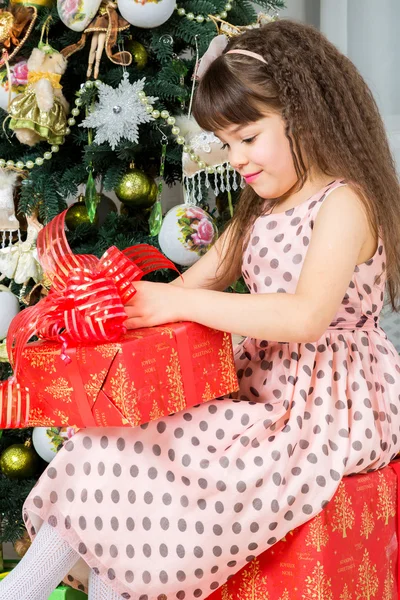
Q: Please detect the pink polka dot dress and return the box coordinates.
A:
[23,179,400,600]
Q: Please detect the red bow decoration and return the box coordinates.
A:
[5,209,179,378]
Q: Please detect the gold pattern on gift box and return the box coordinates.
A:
[94,343,121,358]
[149,391,164,421]
[218,333,239,394]
[339,584,352,599]
[278,591,290,600]
[24,347,57,374]
[305,514,329,552]
[160,327,174,339]
[84,369,109,402]
[220,584,234,600]
[355,548,378,599]
[331,481,355,538]
[110,362,142,426]
[26,407,55,427]
[302,561,333,600]
[237,557,268,599]
[360,502,375,539]
[202,382,212,400]
[44,377,73,402]
[52,409,73,426]
[376,471,395,525]
[383,561,394,600]
[166,348,186,413]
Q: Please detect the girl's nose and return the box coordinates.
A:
[228,146,248,172]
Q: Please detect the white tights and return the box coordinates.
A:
[0,522,123,600]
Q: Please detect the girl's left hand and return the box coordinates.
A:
[124,281,188,329]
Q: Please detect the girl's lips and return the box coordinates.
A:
[243,171,262,183]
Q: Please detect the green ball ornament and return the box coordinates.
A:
[0,442,39,479]
[65,195,96,230]
[115,167,157,209]
[127,40,148,70]
[65,194,119,230]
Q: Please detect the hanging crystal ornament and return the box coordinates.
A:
[84,167,99,223]
[149,133,167,236]
[83,102,99,223]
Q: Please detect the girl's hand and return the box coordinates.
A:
[124,281,187,329]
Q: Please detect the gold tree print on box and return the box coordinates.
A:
[220,583,234,600]
[360,502,375,539]
[302,561,333,600]
[237,557,268,599]
[84,369,109,402]
[149,389,164,421]
[44,377,74,402]
[382,561,394,600]
[166,348,186,413]
[202,382,212,400]
[27,407,55,427]
[23,346,57,373]
[109,362,141,426]
[305,513,329,552]
[340,584,352,600]
[376,471,396,525]
[278,590,291,600]
[331,481,355,538]
[218,332,239,393]
[53,409,73,426]
[355,549,379,600]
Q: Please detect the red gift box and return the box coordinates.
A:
[1,322,238,428]
[207,464,399,599]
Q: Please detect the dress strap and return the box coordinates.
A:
[309,179,348,219]
[321,179,348,201]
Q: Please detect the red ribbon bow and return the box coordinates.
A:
[6,209,179,376]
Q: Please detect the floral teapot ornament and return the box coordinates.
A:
[175,115,244,204]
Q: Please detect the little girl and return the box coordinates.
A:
[2,18,400,600]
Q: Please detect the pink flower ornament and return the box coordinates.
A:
[191,218,215,246]
[11,60,28,86]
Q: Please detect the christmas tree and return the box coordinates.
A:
[0,0,284,570]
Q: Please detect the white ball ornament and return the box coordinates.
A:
[117,0,175,28]
[158,204,218,267]
[57,0,102,31]
[0,285,20,340]
[32,427,77,463]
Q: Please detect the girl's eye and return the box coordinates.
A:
[243,136,256,144]
[221,143,229,150]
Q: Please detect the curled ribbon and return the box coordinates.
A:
[5,208,179,378]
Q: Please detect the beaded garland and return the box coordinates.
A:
[1,79,234,178]
[175,2,232,24]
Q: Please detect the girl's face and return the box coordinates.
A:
[215,113,298,199]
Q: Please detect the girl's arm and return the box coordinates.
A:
[126,186,372,343]
[169,224,241,291]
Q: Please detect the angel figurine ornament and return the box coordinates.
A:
[61,0,132,80]
[0,209,43,285]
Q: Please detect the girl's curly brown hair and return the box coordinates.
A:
[193,19,400,309]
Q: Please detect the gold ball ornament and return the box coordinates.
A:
[127,40,148,70]
[115,167,157,209]
[0,12,14,44]
[65,195,99,231]
[0,442,39,479]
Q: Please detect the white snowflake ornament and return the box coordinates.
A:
[79,74,158,150]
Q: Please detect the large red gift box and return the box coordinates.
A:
[1,322,238,428]
[207,464,399,599]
